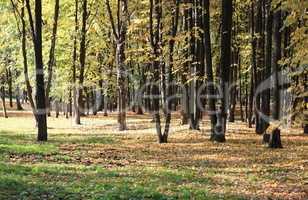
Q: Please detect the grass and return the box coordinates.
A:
[0,112,307,200]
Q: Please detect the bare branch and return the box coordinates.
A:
[106,0,119,39]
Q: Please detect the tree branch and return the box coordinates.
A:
[106,0,119,39]
[25,0,36,44]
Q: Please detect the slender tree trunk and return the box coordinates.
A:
[269,3,282,148]
[149,0,163,142]
[1,85,8,118]
[245,71,249,121]
[181,0,191,126]
[73,0,80,124]
[6,69,13,108]
[262,0,272,143]
[104,94,108,116]
[214,0,233,142]
[239,56,244,122]
[76,0,88,124]
[21,0,37,121]
[33,0,48,141]
[162,0,180,142]
[204,0,218,139]
[106,0,128,131]
[16,86,23,110]
[55,100,60,118]
[69,88,72,116]
[45,0,60,117]
[255,0,264,135]
[249,2,256,128]
[304,95,308,134]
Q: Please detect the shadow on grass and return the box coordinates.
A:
[0,162,246,200]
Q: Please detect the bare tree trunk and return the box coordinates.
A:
[55,100,60,118]
[262,0,272,143]
[204,0,218,139]
[73,0,80,124]
[248,1,256,128]
[32,0,48,141]
[16,86,23,110]
[69,88,72,117]
[304,95,308,134]
[255,0,265,135]
[45,0,60,117]
[1,85,8,118]
[239,56,244,122]
[162,0,180,142]
[76,0,88,122]
[106,0,128,131]
[269,3,282,148]
[6,68,13,108]
[213,0,233,142]
[20,0,37,121]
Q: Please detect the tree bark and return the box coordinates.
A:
[204,0,218,139]
[45,0,60,117]
[269,3,283,148]
[76,0,88,123]
[16,86,23,110]
[214,0,233,142]
[1,85,8,118]
[106,0,128,131]
[73,0,80,124]
[262,0,272,142]
[6,68,13,108]
[21,0,37,121]
[33,0,48,141]
[304,95,308,134]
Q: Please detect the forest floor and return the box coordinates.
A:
[0,108,307,200]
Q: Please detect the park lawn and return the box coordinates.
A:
[0,113,307,200]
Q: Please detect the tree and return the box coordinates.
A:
[73,0,80,124]
[213,0,233,142]
[204,0,218,140]
[25,0,48,141]
[106,0,129,131]
[0,76,8,118]
[261,0,273,142]
[45,0,60,117]
[269,3,283,148]
[148,0,180,143]
[75,0,88,125]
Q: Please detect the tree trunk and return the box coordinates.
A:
[55,101,60,118]
[16,86,23,110]
[72,0,80,124]
[22,0,37,122]
[103,94,108,116]
[204,0,218,139]
[239,56,244,122]
[69,88,72,117]
[75,0,88,124]
[304,97,308,134]
[269,3,283,148]
[248,1,256,129]
[1,86,8,118]
[45,0,60,117]
[262,0,272,142]
[6,68,13,108]
[106,0,128,131]
[255,0,265,135]
[214,0,233,142]
[33,0,48,141]
[162,0,180,142]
